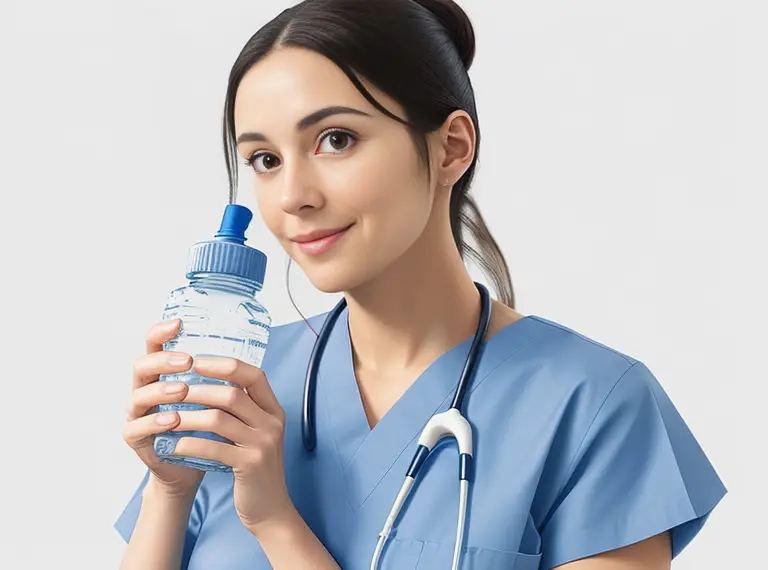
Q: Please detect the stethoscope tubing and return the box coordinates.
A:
[301,282,493,569]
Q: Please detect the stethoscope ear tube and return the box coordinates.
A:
[451,282,492,411]
[302,296,348,451]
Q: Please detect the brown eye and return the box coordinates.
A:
[260,155,280,169]
[316,129,357,154]
[245,153,281,173]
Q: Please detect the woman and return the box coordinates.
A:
[115,1,726,569]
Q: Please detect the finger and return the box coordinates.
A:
[123,410,181,448]
[145,319,182,354]
[183,384,271,428]
[128,381,189,421]
[132,350,193,390]
[192,357,283,419]
[170,437,240,470]
[173,409,254,445]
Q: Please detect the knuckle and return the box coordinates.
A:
[264,431,281,450]
[224,386,241,407]
[146,322,166,343]
[132,354,145,372]
[130,386,143,405]
[127,405,141,423]
[133,386,157,411]
[122,421,136,444]
[256,367,269,386]
[245,448,265,469]
[208,408,228,427]
[267,415,284,434]
[221,357,240,376]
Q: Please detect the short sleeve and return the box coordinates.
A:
[539,361,727,570]
[114,470,205,570]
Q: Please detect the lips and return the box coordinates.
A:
[291,224,353,243]
[292,224,354,256]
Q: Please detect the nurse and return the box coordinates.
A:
[115,1,727,569]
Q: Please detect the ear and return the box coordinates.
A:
[432,110,476,190]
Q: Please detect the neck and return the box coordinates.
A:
[344,211,481,375]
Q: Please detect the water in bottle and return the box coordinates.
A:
[153,204,271,472]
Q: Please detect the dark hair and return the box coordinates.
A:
[222,0,515,307]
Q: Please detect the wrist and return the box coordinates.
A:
[247,504,304,542]
[145,475,198,506]
[248,506,340,570]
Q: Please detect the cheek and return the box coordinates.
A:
[341,169,432,264]
[331,138,426,217]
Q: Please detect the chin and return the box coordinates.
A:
[300,259,372,294]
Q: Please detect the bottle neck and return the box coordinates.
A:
[188,273,260,297]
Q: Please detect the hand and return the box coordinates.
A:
[159,355,293,531]
[123,319,205,498]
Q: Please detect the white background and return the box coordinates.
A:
[0,1,763,568]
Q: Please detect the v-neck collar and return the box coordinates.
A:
[316,306,544,512]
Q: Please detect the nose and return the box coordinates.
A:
[279,159,325,215]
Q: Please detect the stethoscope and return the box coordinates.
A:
[302,282,492,570]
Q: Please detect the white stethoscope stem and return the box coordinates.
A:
[369,471,471,570]
[452,479,469,570]
[369,410,474,570]
[369,476,416,570]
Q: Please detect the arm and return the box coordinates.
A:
[248,507,341,570]
[553,532,671,569]
[119,478,197,570]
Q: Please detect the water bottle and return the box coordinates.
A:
[153,204,271,473]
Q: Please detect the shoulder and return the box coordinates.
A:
[519,318,726,568]
[491,312,646,390]
[479,313,661,436]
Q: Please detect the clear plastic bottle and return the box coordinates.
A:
[153,204,271,473]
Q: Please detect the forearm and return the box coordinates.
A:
[249,508,341,570]
[119,478,197,570]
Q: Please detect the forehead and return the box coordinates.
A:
[233,47,400,131]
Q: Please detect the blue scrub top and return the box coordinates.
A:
[115,312,726,570]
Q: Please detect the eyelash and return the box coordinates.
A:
[242,128,358,173]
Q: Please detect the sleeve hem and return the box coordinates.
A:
[114,520,131,544]
[541,490,726,570]
[113,470,151,544]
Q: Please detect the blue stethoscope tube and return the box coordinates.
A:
[302,282,493,569]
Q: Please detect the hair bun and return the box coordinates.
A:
[413,0,476,69]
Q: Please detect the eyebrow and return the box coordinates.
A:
[236,105,372,146]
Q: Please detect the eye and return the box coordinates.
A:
[243,152,281,174]
[242,128,357,174]
[316,128,357,154]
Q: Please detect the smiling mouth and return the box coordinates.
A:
[293,224,354,255]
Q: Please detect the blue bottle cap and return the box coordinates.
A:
[186,204,267,288]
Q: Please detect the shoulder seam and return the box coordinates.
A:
[539,361,641,532]
[529,316,634,366]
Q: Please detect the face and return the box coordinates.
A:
[233,47,440,293]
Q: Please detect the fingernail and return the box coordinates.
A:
[164,382,185,393]
[156,412,177,425]
[163,319,181,331]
